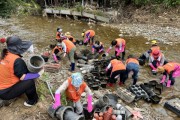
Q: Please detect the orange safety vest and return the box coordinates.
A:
[67,35,76,43]
[163,62,180,74]
[111,59,126,72]
[52,46,62,54]
[150,52,162,60]
[85,30,95,38]
[66,78,87,102]
[151,46,160,53]
[56,32,60,40]
[63,40,76,53]
[115,38,126,47]
[126,58,139,65]
[0,52,20,90]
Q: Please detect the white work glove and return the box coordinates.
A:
[105,52,109,56]
[38,68,45,76]
[63,53,66,57]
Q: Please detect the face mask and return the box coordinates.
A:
[27,45,34,53]
[94,44,99,47]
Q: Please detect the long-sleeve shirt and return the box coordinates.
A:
[148,54,165,66]
[55,80,92,95]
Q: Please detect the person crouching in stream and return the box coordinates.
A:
[53,38,76,71]
[92,40,104,54]
[157,62,180,87]
[52,72,93,115]
[124,55,139,85]
[105,58,126,87]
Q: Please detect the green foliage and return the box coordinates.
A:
[75,3,84,12]
[163,0,180,7]
[133,0,150,6]
[0,0,16,18]
[0,0,41,18]
[131,0,180,7]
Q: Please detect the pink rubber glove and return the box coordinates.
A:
[98,48,103,53]
[84,37,89,43]
[53,54,58,61]
[116,51,120,56]
[53,93,61,109]
[106,47,111,53]
[156,62,160,67]
[173,65,180,77]
[92,48,95,54]
[87,95,93,112]
[160,75,166,83]
[149,63,156,70]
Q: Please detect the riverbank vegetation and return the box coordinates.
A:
[0,0,179,18]
[0,0,41,18]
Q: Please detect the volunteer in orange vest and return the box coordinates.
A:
[82,30,95,45]
[157,62,180,87]
[138,40,160,66]
[0,36,43,107]
[65,32,76,45]
[59,38,76,71]
[150,40,160,53]
[125,55,139,85]
[51,42,63,62]
[105,58,126,87]
[55,27,64,42]
[52,72,93,114]
[148,49,166,73]
[92,40,104,54]
[106,38,126,60]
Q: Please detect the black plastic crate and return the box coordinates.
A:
[164,98,180,116]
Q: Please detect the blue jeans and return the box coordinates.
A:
[126,63,139,85]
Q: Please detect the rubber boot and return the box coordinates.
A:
[71,63,75,71]
[107,83,114,87]
[118,81,123,86]
[133,79,137,85]
[166,80,171,87]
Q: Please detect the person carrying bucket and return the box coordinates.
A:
[157,62,180,87]
[82,30,95,46]
[0,36,44,107]
[59,38,76,71]
[106,38,126,60]
[125,55,139,85]
[105,58,126,87]
[53,72,93,115]
[92,40,104,54]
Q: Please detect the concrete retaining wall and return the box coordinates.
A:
[44,8,110,23]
